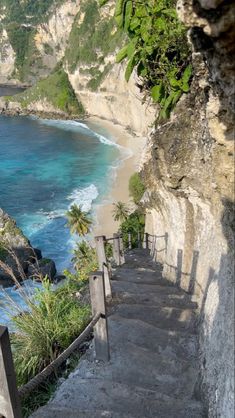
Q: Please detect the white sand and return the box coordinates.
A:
[89,117,147,238]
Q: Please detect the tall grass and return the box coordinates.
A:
[11,280,91,386]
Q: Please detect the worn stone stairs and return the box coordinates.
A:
[31,249,205,418]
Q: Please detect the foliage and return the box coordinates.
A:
[120,210,145,248]
[8,68,84,115]
[129,172,145,205]
[72,241,98,275]
[101,0,192,119]
[66,204,92,237]
[11,280,91,386]
[65,0,125,80]
[112,201,130,223]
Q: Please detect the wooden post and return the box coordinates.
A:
[128,233,132,250]
[0,326,22,418]
[89,272,110,362]
[119,235,125,265]
[113,233,121,266]
[144,233,149,250]
[95,236,111,297]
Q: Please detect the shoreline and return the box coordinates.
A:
[89,116,147,238]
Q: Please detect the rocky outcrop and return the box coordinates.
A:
[69,62,155,136]
[142,1,234,416]
[0,209,36,285]
[0,28,16,84]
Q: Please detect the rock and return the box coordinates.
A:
[53,274,66,284]
[28,258,57,281]
[33,248,42,260]
[0,208,36,283]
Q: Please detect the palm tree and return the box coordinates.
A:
[112,201,129,223]
[66,204,92,237]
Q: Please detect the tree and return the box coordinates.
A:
[66,204,92,237]
[112,201,129,223]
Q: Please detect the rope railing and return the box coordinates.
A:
[18,312,101,399]
[0,270,109,418]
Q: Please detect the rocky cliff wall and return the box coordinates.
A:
[142,1,234,416]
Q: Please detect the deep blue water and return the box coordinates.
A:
[0,87,122,326]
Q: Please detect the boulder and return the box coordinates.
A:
[28,258,57,281]
[0,208,37,284]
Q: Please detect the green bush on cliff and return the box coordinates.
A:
[65,0,125,76]
[120,210,145,248]
[129,172,145,205]
[101,0,192,119]
[10,68,85,115]
[12,280,91,386]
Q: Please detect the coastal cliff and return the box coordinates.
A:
[0,0,155,134]
[142,0,234,416]
[0,0,234,416]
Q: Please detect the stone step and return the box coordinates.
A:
[113,303,198,333]
[112,287,197,309]
[31,378,205,418]
[108,316,199,361]
[75,348,199,399]
[111,279,185,296]
[31,406,136,418]
[113,268,172,285]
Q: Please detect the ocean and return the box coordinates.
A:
[0,86,123,327]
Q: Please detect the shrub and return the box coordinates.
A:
[11,280,91,386]
[120,210,145,248]
[129,173,145,205]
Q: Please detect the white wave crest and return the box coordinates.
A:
[67,184,99,212]
[32,117,121,148]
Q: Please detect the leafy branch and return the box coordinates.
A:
[100,0,192,119]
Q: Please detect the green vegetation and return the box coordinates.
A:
[120,210,145,248]
[129,172,145,205]
[66,204,92,236]
[101,0,192,118]
[65,0,125,90]
[1,0,64,79]
[7,68,84,115]
[112,201,130,223]
[12,280,91,386]
[71,241,98,283]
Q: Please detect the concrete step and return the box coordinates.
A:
[113,268,173,285]
[111,279,185,296]
[31,378,205,418]
[108,316,199,361]
[31,406,136,418]
[112,287,197,309]
[113,303,198,333]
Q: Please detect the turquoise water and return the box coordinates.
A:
[0,88,122,326]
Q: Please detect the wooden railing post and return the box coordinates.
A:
[95,236,111,298]
[128,233,132,250]
[144,233,149,250]
[89,272,110,362]
[119,235,125,265]
[113,233,121,266]
[0,326,22,418]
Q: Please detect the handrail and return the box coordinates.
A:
[18,312,101,398]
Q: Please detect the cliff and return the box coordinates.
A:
[0,0,155,134]
[142,0,234,416]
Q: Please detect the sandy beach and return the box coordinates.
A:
[89,117,147,238]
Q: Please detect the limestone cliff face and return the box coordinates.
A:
[0,28,16,84]
[0,0,81,84]
[142,1,234,416]
[68,60,155,135]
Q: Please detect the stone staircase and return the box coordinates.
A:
[31,249,205,418]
